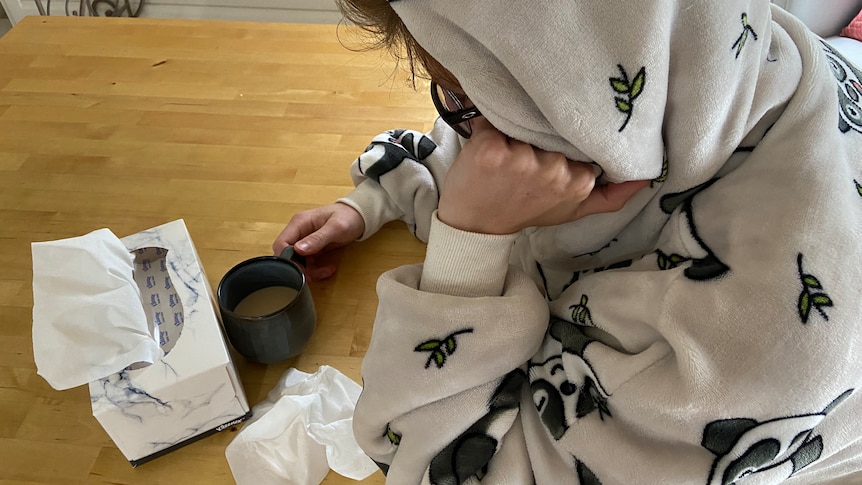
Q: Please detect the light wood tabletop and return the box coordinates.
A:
[0,15,436,484]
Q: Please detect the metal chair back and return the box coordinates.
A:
[33,0,143,17]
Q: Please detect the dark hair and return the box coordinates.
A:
[336,0,461,89]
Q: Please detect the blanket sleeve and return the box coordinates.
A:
[353,214,549,484]
[337,118,461,243]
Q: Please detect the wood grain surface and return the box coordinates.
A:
[0,15,436,484]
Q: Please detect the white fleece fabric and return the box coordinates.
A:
[337,1,862,484]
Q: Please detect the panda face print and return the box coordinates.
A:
[530,356,579,440]
[822,41,862,134]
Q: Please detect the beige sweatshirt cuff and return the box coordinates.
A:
[336,181,402,242]
[420,212,519,297]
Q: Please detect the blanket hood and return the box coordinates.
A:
[390,0,798,185]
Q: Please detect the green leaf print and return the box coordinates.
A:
[609,64,647,132]
[732,12,759,59]
[414,329,474,369]
[630,67,646,99]
[575,308,591,325]
[652,156,669,186]
[445,337,457,354]
[417,340,441,351]
[569,295,593,326]
[798,291,811,322]
[386,426,401,446]
[610,78,630,94]
[802,275,822,289]
[615,98,632,113]
[796,253,834,324]
[655,250,691,270]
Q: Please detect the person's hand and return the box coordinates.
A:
[272,203,365,281]
[437,118,650,234]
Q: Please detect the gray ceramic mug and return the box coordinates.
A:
[217,246,316,364]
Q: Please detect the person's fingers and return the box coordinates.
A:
[575,179,651,219]
[467,117,509,144]
[468,116,495,134]
[294,222,339,255]
[563,159,599,196]
[272,209,330,255]
[305,264,336,282]
[272,224,302,254]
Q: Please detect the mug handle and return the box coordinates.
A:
[278,245,307,268]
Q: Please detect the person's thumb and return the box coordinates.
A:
[294,228,333,255]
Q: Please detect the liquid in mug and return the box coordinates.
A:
[233,286,298,317]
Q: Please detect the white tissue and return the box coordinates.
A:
[31,228,162,391]
[226,365,378,485]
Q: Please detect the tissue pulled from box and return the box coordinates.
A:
[226,365,378,485]
[32,228,163,391]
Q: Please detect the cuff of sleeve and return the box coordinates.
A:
[336,180,402,241]
[420,211,518,297]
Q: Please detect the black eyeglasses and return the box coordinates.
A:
[430,82,483,138]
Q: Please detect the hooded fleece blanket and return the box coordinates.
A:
[336,1,862,483]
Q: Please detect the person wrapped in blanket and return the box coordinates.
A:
[273,0,862,483]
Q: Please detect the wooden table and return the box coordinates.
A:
[0,16,435,483]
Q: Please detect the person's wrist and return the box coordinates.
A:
[437,204,517,235]
[420,212,518,297]
[334,202,366,238]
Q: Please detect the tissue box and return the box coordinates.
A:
[87,219,251,466]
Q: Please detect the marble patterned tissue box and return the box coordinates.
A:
[88,219,251,466]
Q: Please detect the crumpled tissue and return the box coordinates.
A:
[225,365,378,485]
[31,228,162,391]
